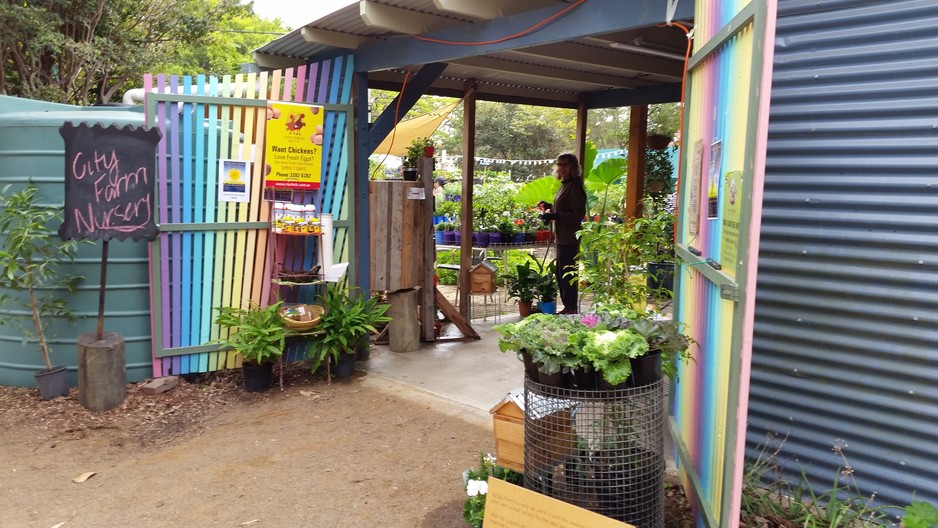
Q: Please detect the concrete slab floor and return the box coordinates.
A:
[358,315,677,472]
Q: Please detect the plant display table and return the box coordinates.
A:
[523,377,664,528]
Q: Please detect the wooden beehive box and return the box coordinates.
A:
[489,389,525,473]
[470,260,497,294]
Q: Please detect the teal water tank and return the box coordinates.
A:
[0,95,153,388]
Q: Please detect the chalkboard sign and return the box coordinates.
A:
[58,122,162,242]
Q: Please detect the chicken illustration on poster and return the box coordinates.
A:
[263,101,325,190]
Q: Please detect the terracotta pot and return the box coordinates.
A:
[518,301,533,317]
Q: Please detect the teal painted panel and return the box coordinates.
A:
[0,95,154,388]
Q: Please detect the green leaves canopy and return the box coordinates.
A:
[0,0,281,105]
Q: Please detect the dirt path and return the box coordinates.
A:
[0,368,493,528]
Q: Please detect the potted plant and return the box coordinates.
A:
[0,183,83,399]
[310,284,390,382]
[534,259,558,315]
[402,136,434,181]
[501,260,539,317]
[494,313,586,386]
[213,300,287,392]
[644,146,676,196]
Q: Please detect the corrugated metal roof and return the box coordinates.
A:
[751,0,938,510]
[252,0,692,107]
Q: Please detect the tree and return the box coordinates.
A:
[0,0,268,105]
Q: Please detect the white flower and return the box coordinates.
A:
[466,479,488,497]
[483,453,497,465]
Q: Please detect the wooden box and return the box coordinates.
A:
[490,390,525,473]
[470,260,497,294]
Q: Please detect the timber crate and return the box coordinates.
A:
[489,389,525,473]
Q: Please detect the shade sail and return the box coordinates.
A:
[373,100,461,157]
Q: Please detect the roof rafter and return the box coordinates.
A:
[360,0,462,34]
[352,0,693,72]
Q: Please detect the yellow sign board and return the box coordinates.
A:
[263,101,324,190]
[720,170,743,278]
[484,478,633,528]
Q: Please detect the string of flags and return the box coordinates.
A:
[446,154,555,166]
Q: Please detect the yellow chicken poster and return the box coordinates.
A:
[263,101,325,190]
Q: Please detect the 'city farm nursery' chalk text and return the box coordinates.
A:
[70,149,152,233]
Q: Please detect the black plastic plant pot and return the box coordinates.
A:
[242,362,273,392]
[35,365,69,400]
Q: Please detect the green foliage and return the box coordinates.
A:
[213,301,286,366]
[904,501,938,528]
[0,0,267,104]
[0,183,83,370]
[742,436,892,528]
[585,157,628,219]
[462,452,524,528]
[644,146,676,197]
[310,285,390,378]
[494,313,586,374]
[515,176,561,207]
[403,136,434,168]
[494,304,691,383]
[534,259,558,303]
[472,173,521,231]
[501,259,539,304]
[576,328,647,385]
[436,199,460,219]
[577,199,676,307]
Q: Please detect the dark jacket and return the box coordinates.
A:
[551,177,587,245]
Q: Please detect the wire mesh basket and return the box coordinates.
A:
[523,377,665,528]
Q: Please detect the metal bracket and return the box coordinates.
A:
[720,283,739,302]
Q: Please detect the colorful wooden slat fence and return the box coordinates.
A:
[145,56,355,375]
[671,1,776,527]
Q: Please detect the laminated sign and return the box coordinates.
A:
[264,101,325,190]
[58,122,162,242]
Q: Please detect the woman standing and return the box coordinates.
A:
[539,153,587,314]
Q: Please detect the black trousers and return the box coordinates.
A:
[555,242,579,312]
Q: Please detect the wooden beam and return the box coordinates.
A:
[459,79,477,319]
[434,0,560,19]
[625,105,648,220]
[366,63,448,154]
[435,288,480,340]
[575,96,587,164]
[585,83,683,108]
[448,55,647,89]
[360,0,461,34]
[252,52,304,70]
[421,158,436,341]
[301,27,371,49]
[512,43,684,79]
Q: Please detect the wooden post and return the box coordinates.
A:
[459,79,477,319]
[388,288,420,352]
[626,105,649,220]
[421,156,435,341]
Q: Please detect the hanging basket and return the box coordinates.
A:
[278,265,322,284]
[280,304,324,331]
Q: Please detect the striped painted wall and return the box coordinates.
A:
[670,1,776,527]
[144,56,355,375]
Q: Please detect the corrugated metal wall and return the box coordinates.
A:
[750,0,938,509]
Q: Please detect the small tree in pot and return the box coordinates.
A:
[0,183,83,399]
